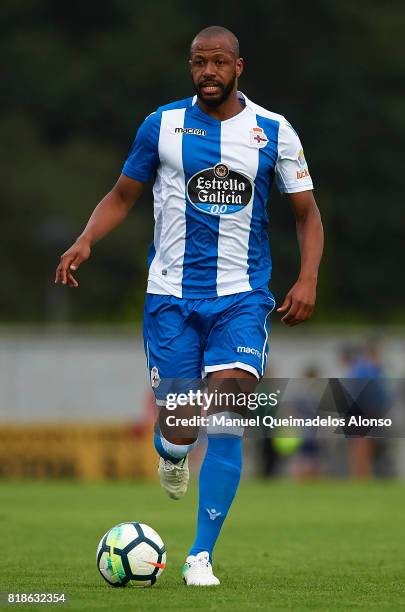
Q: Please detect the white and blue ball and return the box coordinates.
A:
[97,522,166,587]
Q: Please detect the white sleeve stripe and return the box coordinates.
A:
[279,184,314,194]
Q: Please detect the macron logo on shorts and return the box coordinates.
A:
[237,345,261,358]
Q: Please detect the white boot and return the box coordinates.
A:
[182,551,220,586]
[158,456,189,500]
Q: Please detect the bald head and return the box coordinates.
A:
[190,26,240,57]
[189,26,243,110]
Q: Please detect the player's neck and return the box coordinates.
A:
[197,91,244,122]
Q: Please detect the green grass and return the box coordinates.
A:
[0,480,404,611]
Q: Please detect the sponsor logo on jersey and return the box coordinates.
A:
[174,127,206,136]
[187,163,253,216]
[151,366,160,388]
[296,168,310,179]
[298,148,307,168]
[237,345,261,358]
[214,163,229,178]
[249,126,268,148]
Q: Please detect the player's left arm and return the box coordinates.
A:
[277,190,324,326]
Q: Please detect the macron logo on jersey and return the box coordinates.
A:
[174,127,206,136]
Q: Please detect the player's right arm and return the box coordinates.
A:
[55,109,161,287]
[55,175,145,287]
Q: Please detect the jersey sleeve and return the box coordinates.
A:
[122,111,161,182]
[275,121,314,193]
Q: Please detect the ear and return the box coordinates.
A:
[236,57,244,79]
[188,58,193,72]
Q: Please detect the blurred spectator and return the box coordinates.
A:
[341,339,391,478]
[346,338,385,379]
[289,366,323,479]
[259,366,323,479]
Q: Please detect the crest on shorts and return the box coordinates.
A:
[249,127,268,148]
[151,366,161,388]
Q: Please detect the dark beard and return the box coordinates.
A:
[193,72,237,108]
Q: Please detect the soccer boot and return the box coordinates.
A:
[158,456,189,500]
[182,551,220,586]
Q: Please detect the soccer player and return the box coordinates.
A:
[55,26,324,586]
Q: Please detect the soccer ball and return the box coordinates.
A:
[96,522,166,587]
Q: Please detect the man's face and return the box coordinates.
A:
[189,36,243,108]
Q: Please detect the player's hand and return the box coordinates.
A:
[55,238,91,287]
[276,278,316,326]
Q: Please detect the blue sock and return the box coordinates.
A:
[154,428,196,464]
[189,435,242,561]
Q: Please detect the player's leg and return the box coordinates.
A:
[155,401,201,500]
[143,294,202,499]
[183,369,256,586]
[183,287,275,585]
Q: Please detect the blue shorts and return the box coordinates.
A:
[143,287,275,404]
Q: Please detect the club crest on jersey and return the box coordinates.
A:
[249,127,268,148]
[187,163,253,216]
[150,366,160,388]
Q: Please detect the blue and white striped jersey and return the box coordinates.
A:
[123,92,313,298]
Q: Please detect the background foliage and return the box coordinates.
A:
[1,0,404,322]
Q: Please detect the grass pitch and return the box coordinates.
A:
[0,479,404,611]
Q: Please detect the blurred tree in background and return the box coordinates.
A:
[0,0,403,323]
